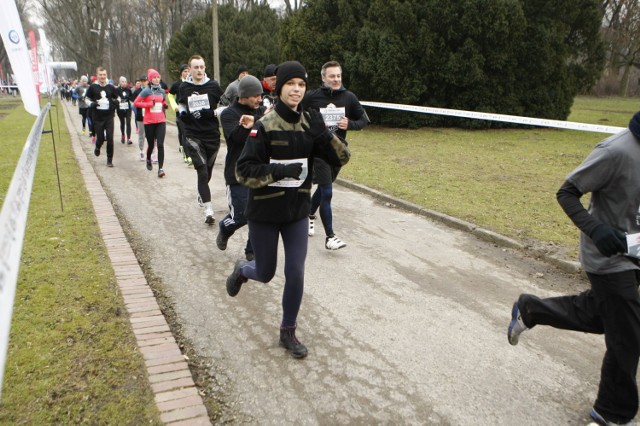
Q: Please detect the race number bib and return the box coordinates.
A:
[119,102,129,110]
[320,104,345,127]
[151,102,163,113]
[97,98,110,110]
[188,93,210,112]
[268,158,308,188]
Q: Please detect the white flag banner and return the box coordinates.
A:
[38,28,53,95]
[0,0,40,116]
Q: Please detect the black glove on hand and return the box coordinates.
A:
[302,109,331,143]
[590,224,627,257]
[178,110,188,118]
[273,163,303,181]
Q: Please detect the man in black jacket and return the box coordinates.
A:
[301,61,369,250]
[85,67,118,167]
[217,75,266,260]
[177,55,224,225]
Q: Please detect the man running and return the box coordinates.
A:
[85,67,118,167]
[177,55,224,224]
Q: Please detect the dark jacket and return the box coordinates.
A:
[177,76,223,145]
[131,86,145,122]
[220,100,265,185]
[236,101,350,224]
[85,83,118,119]
[301,85,369,140]
[116,86,132,115]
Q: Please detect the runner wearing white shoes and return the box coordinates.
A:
[301,61,369,250]
[176,55,224,224]
[133,68,168,178]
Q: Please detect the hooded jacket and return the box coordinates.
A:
[236,101,350,224]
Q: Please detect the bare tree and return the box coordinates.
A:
[600,0,640,95]
[282,0,305,16]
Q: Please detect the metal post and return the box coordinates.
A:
[212,0,220,82]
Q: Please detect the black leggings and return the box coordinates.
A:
[144,122,166,168]
[240,217,308,327]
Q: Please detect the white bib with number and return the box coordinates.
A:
[151,102,163,113]
[188,93,210,112]
[320,104,345,127]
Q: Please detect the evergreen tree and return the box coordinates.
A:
[281,0,605,128]
[167,4,281,85]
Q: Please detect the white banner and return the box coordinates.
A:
[0,0,40,116]
[361,101,626,135]
[0,104,50,400]
[38,28,54,96]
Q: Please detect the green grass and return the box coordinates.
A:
[0,97,161,424]
[341,96,638,257]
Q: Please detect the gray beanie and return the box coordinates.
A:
[238,75,263,98]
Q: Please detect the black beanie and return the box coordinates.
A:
[179,64,189,74]
[629,111,640,139]
[275,61,308,96]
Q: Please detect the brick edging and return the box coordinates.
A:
[61,103,212,425]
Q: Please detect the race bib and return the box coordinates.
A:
[119,102,129,110]
[97,99,110,110]
[188,93,210,111]
[268,158,308,188]
[151,102,163,113]
[320,104,345,127]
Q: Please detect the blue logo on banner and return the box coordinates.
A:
[8,30,20,44]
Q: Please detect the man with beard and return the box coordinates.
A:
[177,55,224,224]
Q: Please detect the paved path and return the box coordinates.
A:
[62,102,612,425]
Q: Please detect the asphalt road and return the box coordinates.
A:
[62,103,608,425]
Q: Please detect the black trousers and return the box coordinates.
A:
[519,269,640,423]
[94,116,114,160]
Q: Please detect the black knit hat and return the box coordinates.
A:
[237,65,249,77]
[275,61,308,96]
[264,64,277,78]
[179,64,189,74]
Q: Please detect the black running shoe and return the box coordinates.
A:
[226,259,248,297]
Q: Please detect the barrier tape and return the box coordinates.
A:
[0,103,50,400]
[360,101,626,135]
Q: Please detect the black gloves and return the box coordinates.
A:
[272,163,303,181]
[302,109,332,144]
[590,224,627,257]
[178,110,188,118]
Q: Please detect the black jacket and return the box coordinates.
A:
[236,101,350,224]
[220,100,265,185]
[301,85,369,139]
[177,77,223,144]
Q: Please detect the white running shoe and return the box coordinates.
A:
[325,235,346,250]
[507,300,528,345]
[308,215,315,237]
[139,150,145,161]
[204,206,215,225]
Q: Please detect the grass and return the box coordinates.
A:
[341,96,638,257]
[0,97,161,424]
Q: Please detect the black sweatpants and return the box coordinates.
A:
[145,122,166,169]
[94,116,114,160]
[519,269,640,423]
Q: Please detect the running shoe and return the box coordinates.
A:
[158,168,165,178]
[226,259,249,297]
[204,206,215,225]
[139,150,145,161]
[308,215,316,237]
[121,135,125,144]
[94,147,100,157]
[146,161,152,171]
[590,408,633,425]
[127,140,132,145]
[82,128,86,135]
[106,160,113,167]
[196,193,204,207]
[507,300,528,346]
[186,156,193,166]
[325,235,346,250]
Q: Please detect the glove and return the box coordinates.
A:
[178,110,188,118]
[273,163,303,181]
[302,109,331,143]
[590,224,627,257]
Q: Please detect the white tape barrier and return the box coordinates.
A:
[0,103,50,400]
[360,101,626,135]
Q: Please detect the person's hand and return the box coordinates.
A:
[590,224,627,257]
[239,114,254,129]
[273,163,303,180]
[302,108,329,140]
[337,116,349,130]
